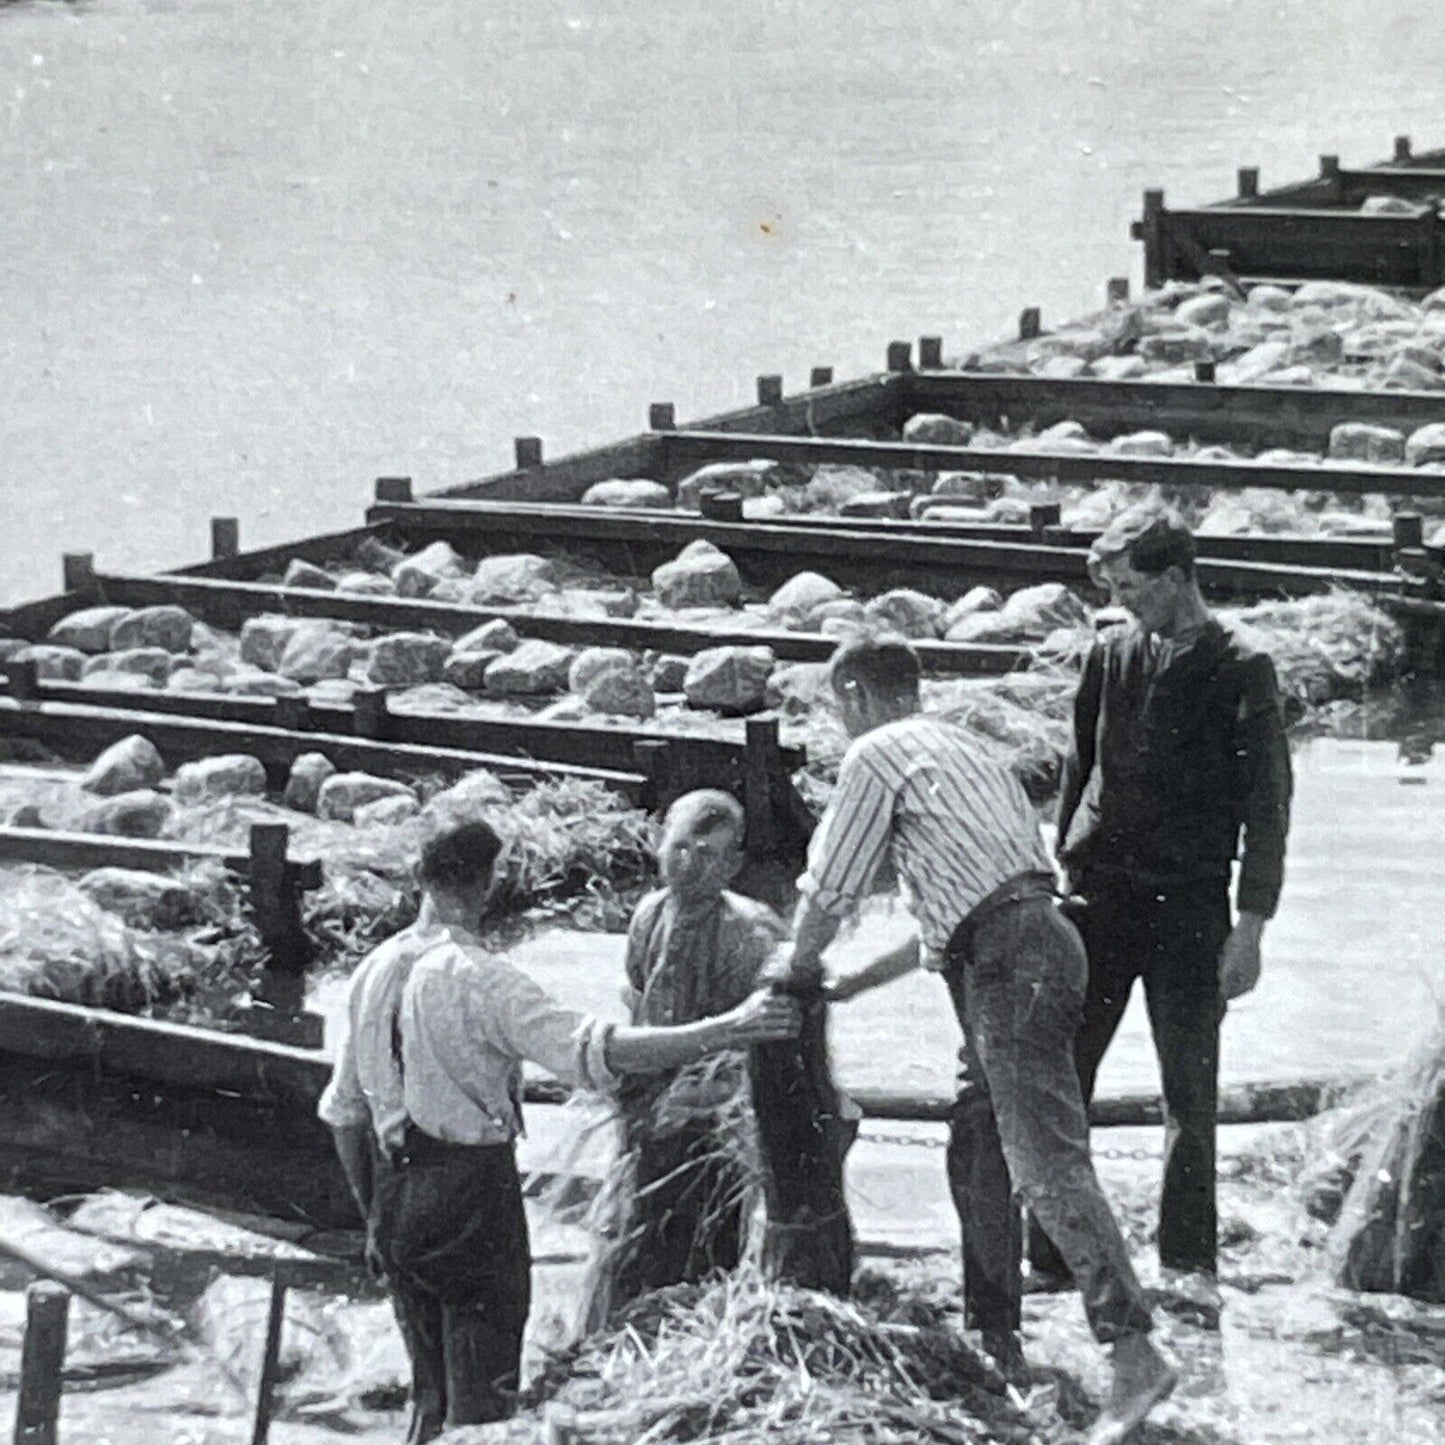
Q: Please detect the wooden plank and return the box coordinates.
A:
[0,696,646,798]
[18,676,806,781]
[14,1282,69,1445]
[173,523,388,582]
[903,370,1445,453]
[435,433,665,504]
[1330,166,1445,204]
[79,572,1031,677]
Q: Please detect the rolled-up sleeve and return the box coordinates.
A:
[317,1013,370,1130]
[488,972,621,1095]
[797,743,896,918]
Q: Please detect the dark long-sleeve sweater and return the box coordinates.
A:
[1056,619,1293,918]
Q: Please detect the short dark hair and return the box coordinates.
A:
[829,635,921,701]
[1089,504,1196,579]
[664,788,745,842]
[418,819,502,894]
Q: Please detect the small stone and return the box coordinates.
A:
[483,639,576,696]
[569,648,638,694]
[674,460,781,511]
[317,772,416,824]
[863,588,944,639]
[283,752,336,813]
[803,465,879,510]
[764,662,830,715]
[1105,430,1173,458]
[76,670,156,693]
[79,869,200,929]
[0,639,26,663]
[79,789,171,838]
[1379,355,1445,391]
[683,646,775,715]
[223,670,304,697]
[805,598,868,629]
[240,616,305,671]
[173,754,268,805]
[389,683,477,714]
[47,606,132,654]
[1228,341,1292,382]
[1407,422,1445,467]
[422,770,511,826]
[281,559,336,591]
[1256,366,1317,387]
[392,541,470,599]
[839,490,911,518]
[13,644,86,681]
[334,571,397,597]
[4,802,42,827]
[819,616,865,640]
[1328,422,1407,464]
[1363,195,1419,215]
[353,794,421,829]
[1090,355,1148,381]
[109,606,193,654]
[580,478,672,509]
[1138,326,1213,364]
[454,619,520,654]
[767,572,843,622]
[442,649,503,690]
[1175,293,1232,328]
[276,623,356,684]
[1246,285,1292,312]
[353,535,407,573]
[743,495,788,520]
[580,667,655,718]
[945,611,1032,644]
[647,654,690,692]
[941,587,1003,633]
[1287,328,1344,366]
[931,471,1010,501]
[1423,284,1445,313]
[1035,355,1090,379]
[82,735,166,796]
[365,633,451,687]
[466,554,558,604]
[1002,582,1090,635]
[901,413,973,445]
[651,540,743,610]
[83,648,172,683]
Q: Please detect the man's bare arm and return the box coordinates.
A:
[330,1124,374,1218]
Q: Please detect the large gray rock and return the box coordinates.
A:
[764,661,830,715]
[1407,422,1445,467]
[580,667,655,718]
[454,619,520,654]
[483,639,575,696]
[683,646,776,715]
[334,571,397,597]
[1002,582,1089,635]
[109,606,194,654]
[941,587,1003,633]
[839,490,911,518]
[74,670,156,693]
[223,670,304,698]
[281,559,336,591]
[173,754,267,805]
[1379,355,1445,392]
[805,597,867,630]
[1287,328,1344,366]
[803,465,879,510]
[13,644,86,680]
[276,623,356,685]
[240,616,306,671]
[82,648,172,683]
[674,460,779,511]
[353,793,421,829]
[1105,430,1173,458]
[863,588,944,639]
[442,648,504,690]
[1138,326,1213,364]
[82,735,166,796]
[647,654,690,692]
[392,541,470,599]
[1175,293,1232,328]
[767,571,843,622]
[1328,422,1407,464]
[651,541,743,610]
[568,647,637,695]
[931,471,1010,501]
[580,478,672,509]
[317,772,416,824]
[423,770,510,827]
[1246,285,1292,313]
[901,413,973,446]
[1227,341,1291,383]
[47,606,131,654]
[466,554,558,604]
[78,789,171,838]
[365,633,451,687]
[283,752,336,813]
[79,868,201,929]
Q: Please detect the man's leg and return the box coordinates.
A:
[1143,883,1231,1276]
[944,968,1022,1345]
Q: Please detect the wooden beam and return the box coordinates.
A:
[14,1282,69,1445]
[171,523,390,582]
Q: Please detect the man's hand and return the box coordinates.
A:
[720,988,803,1044]
[1218,913,1266,1001]
[759,943,824,997]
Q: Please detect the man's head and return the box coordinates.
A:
[1088,505,1201,636]
[657,789,745,907]
[828,635,921,738]
[418,819,505,927]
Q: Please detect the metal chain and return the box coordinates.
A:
[857,1127,1159,1164]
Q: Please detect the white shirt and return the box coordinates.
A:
[398,937,619,1146]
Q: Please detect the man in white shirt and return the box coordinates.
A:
[320,817,798,1442]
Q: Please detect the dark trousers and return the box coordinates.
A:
[370,1129,532,1443]
[945,875,1153,1345]
[1034,873,1230,1277]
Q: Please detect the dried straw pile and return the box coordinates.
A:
[455,1267,1034,1445]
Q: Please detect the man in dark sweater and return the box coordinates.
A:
[1032,505,1293,1316]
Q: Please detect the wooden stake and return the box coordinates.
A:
[61,553,95,596]
[352,685,391,739]
[917,336,943,370]
[1106,276,1130,306]
[631,739,676,813]
[1194,359,1217,383]
[743,718,781,860]
[249,823,309,1012]
[514,436,543,470]
[1319,153,1341,178]
[699,491,744,522]
[14,1282,69,1445]
[809,366,834,388]
[374,476,414,504]
[7,660,39,703]
[211,516,241,560]
[272,696,313,733]
[756,374,784,406]
[1394,512,1425,551]
[886,340,912,372]
[1017,308,1041,341]
[1140,189,1166,289]
[648,402,676,432]
[1028,501,1061,536]
[249,1275,288,1445]
[1236,166,1259,199]
[1395,135,1413,163]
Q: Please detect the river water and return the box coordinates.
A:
[7,0,1445,1088]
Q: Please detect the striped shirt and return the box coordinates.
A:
[799,715,1052,962]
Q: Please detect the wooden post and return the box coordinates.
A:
[743,717,781,862]
[631,739,676,814]
[756,374,784,406]
[7,660,40,703]
[1017,308,1041,341]
[699,491,744,522]
[272,696,313,732]
[1237,166,1259,200]
[211,516,240,560]
[1141,189,1166,289]
[648,402,676,431]
[918,336,944,370]
[1028,501,1062,537]
[1320,153,1343,202]
[353,686,391,739]
[1194,359,1217,383]
[1395,135,1413,163]
[514,436,543,470]
[14,1282,69,1445]
[248,823,309,1015]
[374,476,414,504]
[1106,276,1130,306]
[885,341,912,373]
[809,366,834,388]
[249,1274,288,1445]
[61,553,95,596]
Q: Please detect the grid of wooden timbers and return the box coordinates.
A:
[1133,133,1445,292]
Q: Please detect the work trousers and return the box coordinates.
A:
[1033,873,1230,1278]
[370,1128,532,1443]
[945,874,1153,1345]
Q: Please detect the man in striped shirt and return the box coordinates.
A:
[781,635,1174,1445]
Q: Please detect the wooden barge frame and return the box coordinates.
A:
[3,138,1444,1239]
